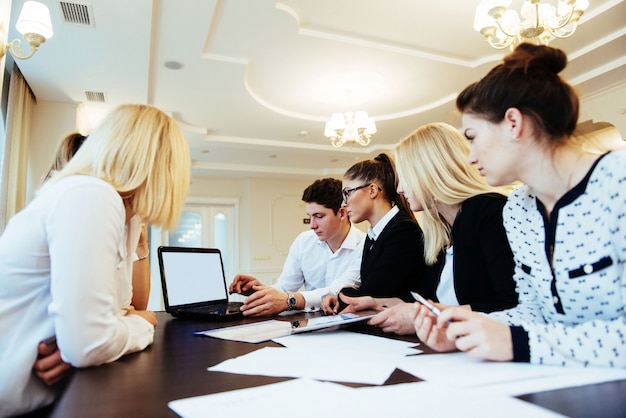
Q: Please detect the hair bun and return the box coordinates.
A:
[505,42,567,76]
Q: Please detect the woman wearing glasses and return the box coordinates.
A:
[336,123,518,334]
[321,153,425,313]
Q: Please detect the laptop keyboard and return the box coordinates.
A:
[184,302,241,315]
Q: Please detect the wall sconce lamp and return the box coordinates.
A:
[1,1,53,61]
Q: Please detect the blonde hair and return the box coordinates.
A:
[55,104,190,229]
[394,122,495,264]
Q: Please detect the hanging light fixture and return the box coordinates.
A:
[324,111,376,148]
[474,0,589,49]
[1,1,54,61]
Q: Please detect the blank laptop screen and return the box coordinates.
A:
[161,250,227,306]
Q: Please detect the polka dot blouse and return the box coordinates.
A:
[489,149,626,368]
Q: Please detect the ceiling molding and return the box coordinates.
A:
[205,135,395,153]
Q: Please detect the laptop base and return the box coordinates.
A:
[170,301,244,320]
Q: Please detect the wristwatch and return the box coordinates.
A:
[286,293,297,311]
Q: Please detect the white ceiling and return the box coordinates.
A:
[8,0,626,179]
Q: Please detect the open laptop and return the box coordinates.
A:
[158,246,243,319]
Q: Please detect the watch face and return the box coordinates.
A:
[288,295,297,308]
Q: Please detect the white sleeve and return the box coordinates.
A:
[299,244,363,310]
[47,182,154,367]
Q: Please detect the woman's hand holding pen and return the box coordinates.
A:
[438,308,513,362]
[413,303,457,352]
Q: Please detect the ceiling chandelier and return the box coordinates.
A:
[474,0,589,49]
[324,111,377,148]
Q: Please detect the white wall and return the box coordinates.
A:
[579,82,626,140]
[27,101,78,200]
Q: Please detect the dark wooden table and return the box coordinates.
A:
[45,312,626,418]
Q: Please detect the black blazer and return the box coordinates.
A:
[415,193,518,313]
[342,209,425,302]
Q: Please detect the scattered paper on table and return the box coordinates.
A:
[398,352,626,395]
[208,345,397,385]
[195,313,378,343]
[195,320,292,343]
[169,378,566,418]
[273,328,419,354]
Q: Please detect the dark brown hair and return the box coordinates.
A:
[456,43,579,147]
[44,132,87,181]
[302,177,343,214]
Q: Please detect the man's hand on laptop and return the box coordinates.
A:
[240,286,293,316]
[229,274,262,296]
[321,294,340,315]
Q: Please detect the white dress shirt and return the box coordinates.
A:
[272,225,365,310]
[436,246,459,306]
[367,205,399,241]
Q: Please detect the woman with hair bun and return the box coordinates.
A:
[416,43,626,368]
[321,153,425,313]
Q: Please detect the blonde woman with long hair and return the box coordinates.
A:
[341,123,517,335]
[0,104,190,416]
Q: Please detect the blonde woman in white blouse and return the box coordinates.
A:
[0,104,190,416]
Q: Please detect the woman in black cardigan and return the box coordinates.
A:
[340,123,518,333]
[320,153,425,314]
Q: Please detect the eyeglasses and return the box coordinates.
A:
[342,183,372,203]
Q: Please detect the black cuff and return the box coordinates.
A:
[338,287,359,312]
[510,326,530,363]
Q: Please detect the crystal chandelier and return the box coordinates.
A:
[474,0,589,49]
[324,111,377,148]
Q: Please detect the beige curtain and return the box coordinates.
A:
[2,64,35,227]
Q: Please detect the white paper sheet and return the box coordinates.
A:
[195,320,292,343]
[208,345,398,385]
[195,313,377,343]
[169,378,566,418]
[467,366,626,397]
[398,352,626,395]
[208,329,422,385]
[273,329,420,354]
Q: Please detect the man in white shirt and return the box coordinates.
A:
[229,178,365,316]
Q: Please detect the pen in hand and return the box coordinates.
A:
[410,291,441,317]
[411,291,455,327]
